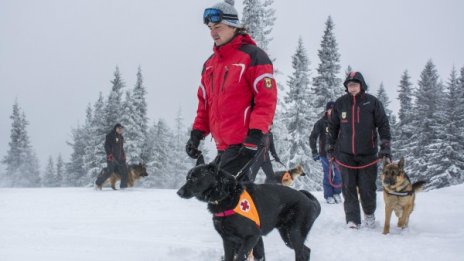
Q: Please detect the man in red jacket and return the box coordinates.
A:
[186,0,277,182]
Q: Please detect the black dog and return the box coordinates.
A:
[177,163,321,261]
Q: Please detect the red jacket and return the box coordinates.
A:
[193,34,277,150]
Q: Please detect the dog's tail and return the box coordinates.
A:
[412,181,426,192]
[299,190,321,218]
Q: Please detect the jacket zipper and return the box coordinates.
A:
[221,66,229,92]
[357,107,360,123]
[352,96,356,155]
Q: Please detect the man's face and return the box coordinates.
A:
[327,108,332,117]
[347,81,361,96]
[208,23,236,46]
[116,127,124,135]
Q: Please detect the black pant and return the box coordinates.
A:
[95,160,129,188]
[214,145,252,182]
[337,152,378,225]
[249,152,278,183]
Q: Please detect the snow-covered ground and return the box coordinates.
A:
[1,185,463,261]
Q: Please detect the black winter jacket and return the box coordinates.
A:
[104,129,126,162]
[309,114,329,157]
[327,93,391,157]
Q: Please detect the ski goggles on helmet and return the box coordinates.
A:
[203,8,238,25]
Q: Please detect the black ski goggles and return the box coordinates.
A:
[203,8,238,25]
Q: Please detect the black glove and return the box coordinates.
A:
[378,140,391,159]
[240,129,264,159]
[312,152,320,161]
[186,130,204,159]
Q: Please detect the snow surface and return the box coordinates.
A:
[1,185,463,261]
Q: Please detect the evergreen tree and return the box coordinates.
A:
[284,37,321,190]
[56,154,65,187]
[168,108,191,188]
[407,60,447,189]
[132,67,149,163]
[120,91,138,163]
[395,70,415,158]
[42,156,56,187]
[376,82,394,122]
[1,101,40,187]
[144,119,173,188]
[241,0,276,53]
[312,16,343,109]
[345,65,353,77]
[65,125,87,186]
[105,67,125,131]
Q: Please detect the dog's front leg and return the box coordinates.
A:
[383,205,393,235]
[398,204,412,229]
[223,239,237,261]
[234,236,260,261]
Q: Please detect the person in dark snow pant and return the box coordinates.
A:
[327,71,391,229]
[249,131,281,183]
[185,1,277,260]
[96,123,129,189]
[310,101,342,204]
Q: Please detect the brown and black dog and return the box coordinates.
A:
[380,157,425,234]
[274,165,306,187]
[96,163,148,190]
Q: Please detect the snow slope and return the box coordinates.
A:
[1,185,463,261]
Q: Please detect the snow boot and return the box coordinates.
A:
[364,214,376,229]
[346,221,359,229]
[333,194,342,203]
[326,197,336,204]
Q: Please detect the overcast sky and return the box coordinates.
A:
[1,0,463,166]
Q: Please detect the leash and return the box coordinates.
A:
[333,157,381,170]
[233,147,265,181]
[328,158,342,188]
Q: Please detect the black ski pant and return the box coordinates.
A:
[337,152,378,225]
[249,153,278,184]
[95,160,129,188]
[213,145,252,182]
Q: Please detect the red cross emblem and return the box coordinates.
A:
[240,200,250,212]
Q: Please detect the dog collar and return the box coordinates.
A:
[213,189,260,227]
[385,190,414,197]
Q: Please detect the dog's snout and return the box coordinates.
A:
[177,187,185,197]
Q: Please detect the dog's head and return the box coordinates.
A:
[130,163,149,177]
[281,165,305,186]
[177,163,237,203]
[381,157,407,188]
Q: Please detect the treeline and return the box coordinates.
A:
[2,0,463,189]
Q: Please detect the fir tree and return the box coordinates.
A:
[284,37,321,190]
[65,125,87,186]
[312,16,343,109]
[105,66,125,131]
[56,154,64,187]
[42,156,56,187]
[132,67,149,163]
[120,91,138,163]
[1,101,40,187]
[241,0,276,53]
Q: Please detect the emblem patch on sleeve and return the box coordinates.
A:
[264,78,273,89]
[341,112,347,119]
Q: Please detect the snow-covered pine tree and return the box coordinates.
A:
[104,67,125,131]
[284,37,321,190]
[439,67,464,187]
[1,101,40,187]
[56,154,64,187]
[42,156,56,187]
[132,67,149,163]
[241,0,275,53]
[144,119,173,188]
[407,60,448,189]
[120,91,138,164]
[345,65,353,77]
[395,70,415,158]
[167,108,191,188]
[312,16,343,109]
[376,82,396,126]
[65,125,87,186]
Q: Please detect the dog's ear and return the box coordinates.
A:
[398,157,405,170]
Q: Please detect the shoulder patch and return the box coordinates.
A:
[239,44,272,67]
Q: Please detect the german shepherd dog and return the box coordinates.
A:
[274,165,306,187]
[177,163,321,261]
[380,157,426,234]
[96,163,148,190]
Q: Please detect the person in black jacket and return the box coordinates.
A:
[249,131,281,183]
[310,101,342,204]
[327,71,391,229]
[96,123,129,189]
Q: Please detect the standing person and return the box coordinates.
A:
[186,0,277,180]
[327,71,391,229]
[249,130,281,183]
[310,101,342,204]
[96,123,129,190]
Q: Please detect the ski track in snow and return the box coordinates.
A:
[0,185,463,261]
